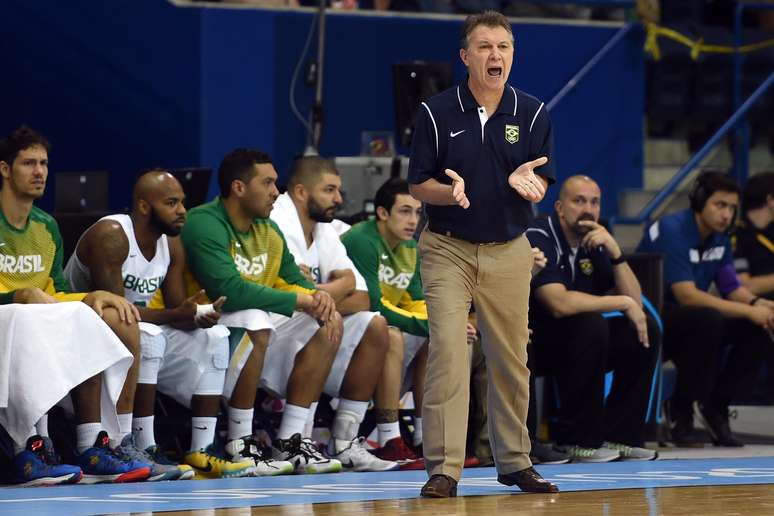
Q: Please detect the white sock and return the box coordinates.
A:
[227,407,253,441]
[377,421,401,447]
[190,416,218,452]
[77,423,102,454]
[277,404,310,440]
[303,401,319,438]
[110,413,133,448]
[332,399,369,451]
[413,417,423,447]
[13,428,36,455]
[132,415,155,450]
[35,414,49,438]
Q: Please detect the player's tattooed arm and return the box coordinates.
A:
[80,220,130,296]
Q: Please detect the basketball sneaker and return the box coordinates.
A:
[602,441,658,461]
[184,444,255,479]
[272,433,342,474]
[145,445,195,480]
[114,434,183,481]
[10,435,82,487]
[373,436,424,470]
[556,444,620,463]
[327,437,400,472]
[225,436,294,476]
[78,431,151,483]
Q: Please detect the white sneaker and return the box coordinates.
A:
[272,433,342,474]
[603,441,658,461]
[327,437,400,472]
[225,436,294,476]
[558,444,620,463]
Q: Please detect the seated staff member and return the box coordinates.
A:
[638,171,774,447]
[733,172,774,298]
[526,175,658,462]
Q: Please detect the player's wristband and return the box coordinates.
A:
[610,254,627,266]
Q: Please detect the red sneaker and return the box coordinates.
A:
[464,456,480,468]
[373,437,425,471]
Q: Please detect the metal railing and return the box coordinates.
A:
[618,70,774,225]
[547,22,637,111]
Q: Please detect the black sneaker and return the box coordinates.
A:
[529,440,570,465]
[667,401,704,447]
[694,402,744,448]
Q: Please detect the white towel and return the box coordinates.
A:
[0,303,133,444]
[271,193,367,290]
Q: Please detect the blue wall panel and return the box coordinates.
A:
[0,1,643,217]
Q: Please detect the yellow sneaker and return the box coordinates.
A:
[176,463,195,480]
[184,446,254,479]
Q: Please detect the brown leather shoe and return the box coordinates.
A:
[420,474,458,498]
[498,466,559,493]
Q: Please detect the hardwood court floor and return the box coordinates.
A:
[160,484,774,515]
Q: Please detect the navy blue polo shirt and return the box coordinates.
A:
[408,78,555,243]
[636,209,735,303]
[526,212,615,317]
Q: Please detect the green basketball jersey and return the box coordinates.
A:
[341,219,428,337]
[0,203,84,304]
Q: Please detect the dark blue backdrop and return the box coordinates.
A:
[0,0,644,216]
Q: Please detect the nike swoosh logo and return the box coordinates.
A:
[450,130,466,138]
[193,426,207,430]
[341,459,355,468]
[0,243,5,247]
[381,254,388,260]
[199,461,213,472]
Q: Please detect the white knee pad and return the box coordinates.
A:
[194,332,229,396]
[138,329,166,384]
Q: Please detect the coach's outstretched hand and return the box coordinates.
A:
[508,157,548,202]
[445,169,470,209]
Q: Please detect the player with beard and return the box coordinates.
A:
[182,148,344,475]
[525,175,659,462]
[1,125,147,486]
[65,170,260,479]
[268,156,398,472]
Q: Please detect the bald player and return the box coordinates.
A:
[65,170,261,479]
[525,175,659,462]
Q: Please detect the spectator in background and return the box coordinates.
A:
[638,172,774,447]
[527,175,658,463]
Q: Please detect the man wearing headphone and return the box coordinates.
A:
[638,171,774,447]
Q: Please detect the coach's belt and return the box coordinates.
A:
[428,224,511,245]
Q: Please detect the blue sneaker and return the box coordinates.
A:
[78,431,151,484]
[10,435,82,487]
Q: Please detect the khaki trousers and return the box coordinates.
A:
[419,229,533,480]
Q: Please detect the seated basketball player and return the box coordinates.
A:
[269,156,398,472]
[65,169,276,479]
[341,178,430,467]
[182,148,344,474]
[0,126,149,485]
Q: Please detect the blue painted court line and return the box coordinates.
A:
[2,457,774,515]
